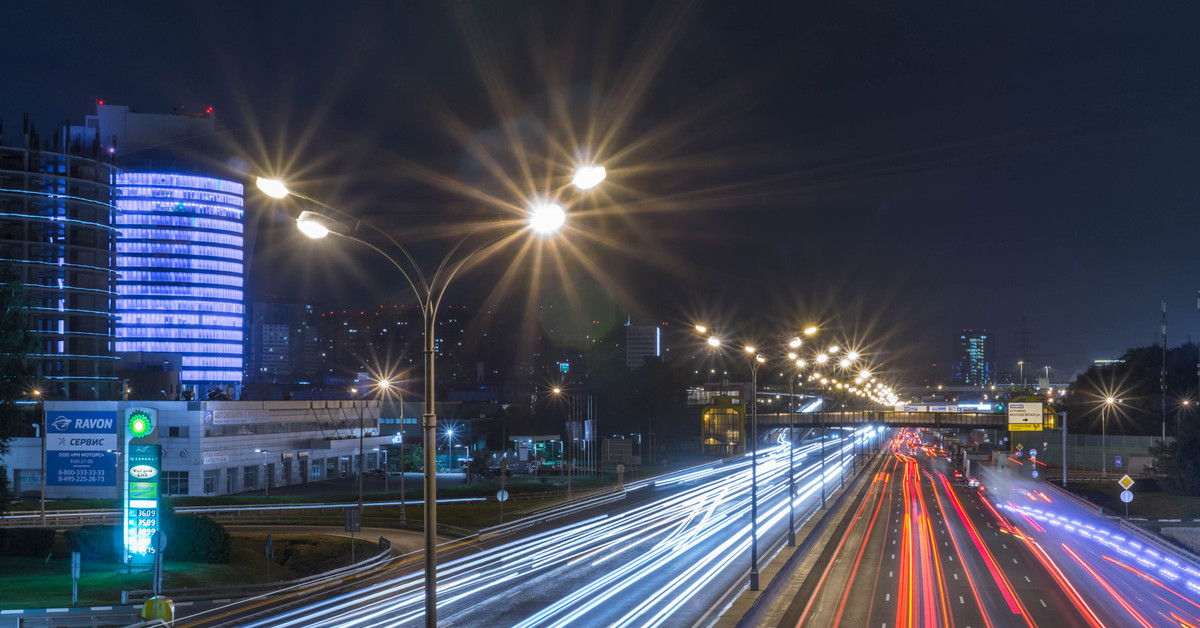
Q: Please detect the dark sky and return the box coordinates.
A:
[5,1,1200,381]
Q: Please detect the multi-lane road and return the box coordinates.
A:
[179,428,880,627]
[781,428,1200,628]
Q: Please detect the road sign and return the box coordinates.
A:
[1008,402,1044,431]
[496,489,509,502]
[1015,450,1022,457]
[1115,455,1122,468]
[1030,448,1038,457]
[1032,470,1039,479]
[1118,474,1135,490]
[1016,443,1024,451]
[1120,490,1133,503]
[344,507,361,532]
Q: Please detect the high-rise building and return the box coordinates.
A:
[72,104,247,397]
[625,322,662,368]
[952,329,995,385]
[247,300,321,383]
[0,121,118,399]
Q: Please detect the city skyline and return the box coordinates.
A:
[3,2,1199,381]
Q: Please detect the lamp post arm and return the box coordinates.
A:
[428,227,513,313]
[334,231,430,305]
[293,193,432,300]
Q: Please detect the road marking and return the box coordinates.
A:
[893,540,896,545]
[1024,576,1031,583]
[891,554,895,559]
[948,555,954,561]
[886,594,891,601]
[1012,558,1018,564]
[1040,599,1047,607]
[1002,543,1007,549]
[889,571,894,577]
[953,573,959,580]
[959,595,965,604]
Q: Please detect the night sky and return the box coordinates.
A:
[5,1,1200,381]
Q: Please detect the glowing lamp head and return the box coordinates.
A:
[297,216,331,239]
[744,346,756,354]
[378,379,391,390]
[572,165,606,190]
[1105,396,1115,404]
[528,200,566,235]
[707,336,721,347]
[816,353,828,364]
[755,354,766,364]
[553,387,562,394]
[789,337,802,348]
[839,358,851,368]
[695,325,707,334]
[804,326,817,336]
[256,177,291,199]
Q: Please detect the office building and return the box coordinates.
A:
[952,329,995,385]
[71,104,247,397]
[625,322,662,368]
[0,121,119,399]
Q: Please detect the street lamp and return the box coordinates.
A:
[255,449,270,497]
[260,167,590,627]
[1102,397,1115,477]
[743,347,766,591]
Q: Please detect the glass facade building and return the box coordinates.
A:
[114,173,245,390]
[953,329,995,386]
[0,145,119,399]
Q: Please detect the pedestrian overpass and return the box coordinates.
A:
[755,410,1008,430]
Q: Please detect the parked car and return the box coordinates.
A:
[364,468,388,479]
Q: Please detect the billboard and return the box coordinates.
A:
[1008,402,1044,432]
[46,411,117,486]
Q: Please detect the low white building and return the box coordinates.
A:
[3,400,390,499]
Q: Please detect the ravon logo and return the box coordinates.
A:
[51,416,72,431]
[129,465,158,480]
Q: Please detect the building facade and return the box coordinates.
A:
[0,133,119,400]
[4,399,389,500]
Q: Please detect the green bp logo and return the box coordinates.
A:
[128,409,154,438]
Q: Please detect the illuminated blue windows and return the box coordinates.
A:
[114,173,245,387]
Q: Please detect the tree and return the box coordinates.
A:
[0,262,33,457]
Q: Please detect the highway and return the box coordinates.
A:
[178,428,882,628]
[781,428,1200,628]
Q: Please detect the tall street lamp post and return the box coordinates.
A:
[1102,397,1115,477]
[258,165,594,627]
[744,346,766,591]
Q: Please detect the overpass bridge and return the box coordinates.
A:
[754,410,1008,430]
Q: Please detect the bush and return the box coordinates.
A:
[163,513,230,563]
[65,525,120,559]
[5,527,56,556]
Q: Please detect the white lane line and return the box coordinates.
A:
[1040,599,1047,607]
[953,573,959,580]
[886,593,891,601]
[959,595,965,604]
[1012,558,1018,564]
[1024,576,1031,583]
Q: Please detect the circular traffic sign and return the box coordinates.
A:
[1120,490,1133,503]
[1032,470,1039,479]
[496,489,509,502]
[1030,448,1038,457]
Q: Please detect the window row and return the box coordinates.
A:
[115,285,242,301]
[116,242,243,261]
[118,229,243,247]
[117,313,243,328]
[115,328,243,341]
[117,271,243,287]
[115,200,243,220]
[180,356,244,368]
[180,369,243,382]
[116,299,244,314]
[114,341,244,354]
[117,257,243,275]
[116,213,243,233]
[115,173,244,196]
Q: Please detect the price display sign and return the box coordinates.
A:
[124,444,162,567]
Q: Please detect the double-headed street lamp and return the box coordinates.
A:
[254,449,271,497]
[258,164,599,627]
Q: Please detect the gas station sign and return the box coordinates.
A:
[124,444,162,566]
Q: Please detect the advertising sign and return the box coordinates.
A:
[46,411,117,486]
[124,444,162,567]
[1008,402,1044,432]
[203,409,269,425]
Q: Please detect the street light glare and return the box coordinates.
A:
[695,324,707,334]
[804,326,817,336]
[378,379,391,389]
[744,346,756,354]
[707,336,721,347]
[572,165,606,190]
[297,214,332,239]
[789,337,802,348]
[847,351,859,361]
[528,200,566,235]
[256,177,291,199]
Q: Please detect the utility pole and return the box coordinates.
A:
[1162,300,1168,442]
